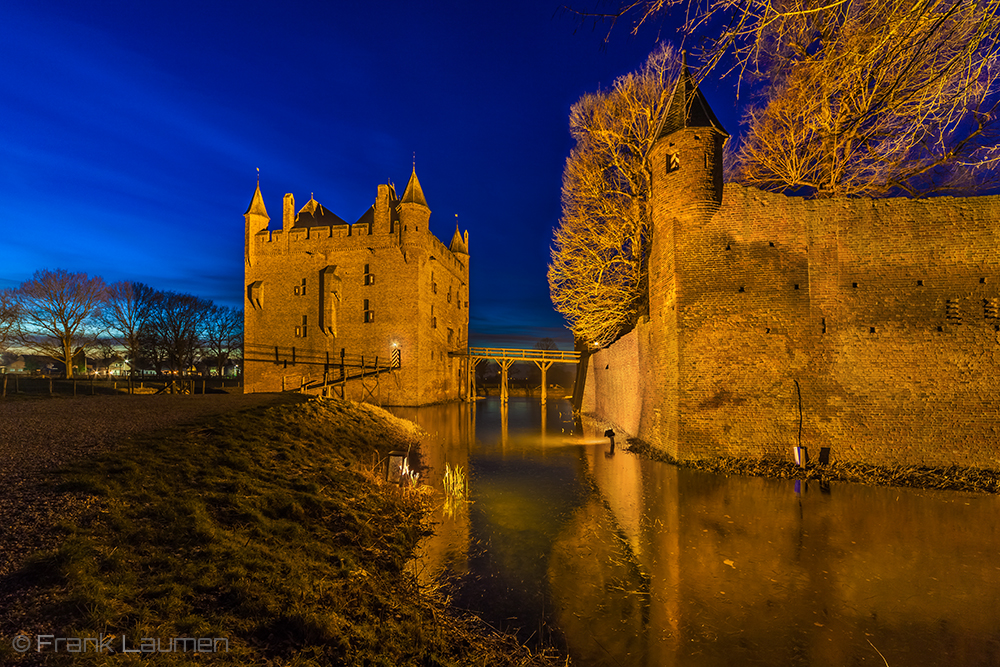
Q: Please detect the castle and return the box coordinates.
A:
[583,66,1000,469]
[243,167,470,406]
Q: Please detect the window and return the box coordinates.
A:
[447,286,452,304]
[296,315,307,337]
[431,305,437,329]
[431,272,437,294]
[294,278,306,296]
[364,299,374,323]
[364,264,375,286]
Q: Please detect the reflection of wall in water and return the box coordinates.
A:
[568,450,1000,665]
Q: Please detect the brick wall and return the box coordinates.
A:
[590,135,1000,468]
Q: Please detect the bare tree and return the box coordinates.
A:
[14,269,106,378]
[100,281,157,386]
[0,289,18,353]
[202,305,243,378]
[572,0,1000,197]
[548,44,680,347]
[733,0,1000,196]
[148,291,211,375]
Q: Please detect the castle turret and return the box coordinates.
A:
[244,181,269,267]
[648,55,728,220]
[449,224,469,257]
[398,166,431,239]
[643,56,729,453]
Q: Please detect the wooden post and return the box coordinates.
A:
[499,358,514,405]
[534,360,554,405]
[467,357,476,402]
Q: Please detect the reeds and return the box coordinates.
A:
[443,463,468,500]
[442,463,469,519]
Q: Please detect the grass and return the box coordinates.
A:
[1,398,564,666]
[625,439,1000,494]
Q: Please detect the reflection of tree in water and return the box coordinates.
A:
[548,495,652,666]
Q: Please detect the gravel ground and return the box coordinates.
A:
[0,392,304,581]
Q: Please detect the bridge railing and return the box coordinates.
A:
[244,343,398,373]
[465,347,581,363]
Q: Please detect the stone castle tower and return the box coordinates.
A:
[584,63,1000,469]
[243,167,470,406]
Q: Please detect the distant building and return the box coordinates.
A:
[243,167,470,405]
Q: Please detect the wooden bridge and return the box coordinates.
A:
[453,347,581,404]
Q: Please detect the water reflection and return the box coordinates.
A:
[391,398,1000,666]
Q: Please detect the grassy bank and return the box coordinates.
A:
[1,398,563,666]
[625,439,1000,494]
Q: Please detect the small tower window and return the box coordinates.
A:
[294,278,306,296]
[364,299,374,323]
[431,272,437,294]
[296,315,307,337]
[667,152,680,173]
[364,264,374,285]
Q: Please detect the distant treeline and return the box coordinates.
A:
[0,268,241,378]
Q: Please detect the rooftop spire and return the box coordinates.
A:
[244,175,269,218]
[400,164,428,208]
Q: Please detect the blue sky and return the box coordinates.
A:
[0,1,738,349]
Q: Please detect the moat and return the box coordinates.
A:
[390,397,1000,667]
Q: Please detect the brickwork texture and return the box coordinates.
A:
[584,70,1000,468]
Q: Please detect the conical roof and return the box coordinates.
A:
[653,54,728,143]
[449,225,468,254]
[400,167,428,207]
[244,182,269,218]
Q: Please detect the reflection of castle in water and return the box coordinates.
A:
[395,398,1000,665]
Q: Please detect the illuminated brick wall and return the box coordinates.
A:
[586,126,1000,468]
